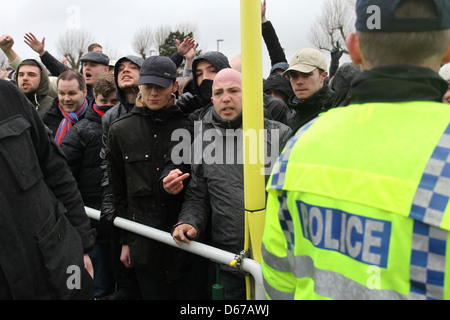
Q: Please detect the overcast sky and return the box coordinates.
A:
[2,0,350,75]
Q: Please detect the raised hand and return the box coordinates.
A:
[24,33,46,56]
[176,36,196,56]
[0,34,14,51]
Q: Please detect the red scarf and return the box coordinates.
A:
[93,103,107,117]
[55,99,88,145]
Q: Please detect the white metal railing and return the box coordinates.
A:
[85,207,266,300]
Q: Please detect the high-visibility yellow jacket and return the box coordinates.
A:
[262,101,450,300]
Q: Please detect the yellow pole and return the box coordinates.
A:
[240,0,266,299]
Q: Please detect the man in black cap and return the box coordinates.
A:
[106,56,207,300]
[262,0,450,300]
[98,49,193,300]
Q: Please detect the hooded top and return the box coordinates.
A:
[263,73,294,104]
[191,51,231,91]
[113,55,145,112]
[99,55,145,197]
[101,55,145,141]
[15,59,55,113]
[183,51,231,107]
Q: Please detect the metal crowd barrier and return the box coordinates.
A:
[85,207,266,300]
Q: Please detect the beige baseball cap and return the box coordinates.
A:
[283,48,328,76]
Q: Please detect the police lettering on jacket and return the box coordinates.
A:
[297,201,391,268]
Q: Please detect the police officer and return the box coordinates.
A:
[262,0,450,300]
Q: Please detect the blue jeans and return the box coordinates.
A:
[89,243,115,297]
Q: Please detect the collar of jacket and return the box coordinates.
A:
[350,64,448,104]
[289,83,334,112]
[130,104,180,120]
[210,107,243,130]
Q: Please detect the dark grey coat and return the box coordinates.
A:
[0,80,95,299]
[177,107,292,275]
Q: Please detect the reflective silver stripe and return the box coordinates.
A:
[263,277,295,300]
[262,244,412,300]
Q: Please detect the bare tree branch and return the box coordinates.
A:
[132,27,154,59]
[57,29,95,70]
[153,25,171,54]
[309,0,356,54]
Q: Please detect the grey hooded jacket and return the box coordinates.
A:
[177,107,292,275]
[15,59,55,113]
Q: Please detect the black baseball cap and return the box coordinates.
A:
[138,56,177,88]
[80,52,110,66]
[355,0,450,32]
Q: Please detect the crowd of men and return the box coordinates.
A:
[1,0,450,301]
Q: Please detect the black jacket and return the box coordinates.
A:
[59,103,113,243]
[107,104,195,280]
[262,21,287,68]
[40,51,68,77]
[0,80,95,299]
[263,93,290,125]
[60,104,104,208]
[100,54,183,198]
[98,56,144,225]
[350,64,448,104]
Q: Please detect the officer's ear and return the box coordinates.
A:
[346,32,364,68]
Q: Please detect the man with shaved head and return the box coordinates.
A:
[210,68,244,121]
[170,68,292,300]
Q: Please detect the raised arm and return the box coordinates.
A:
[24,33,68,76]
